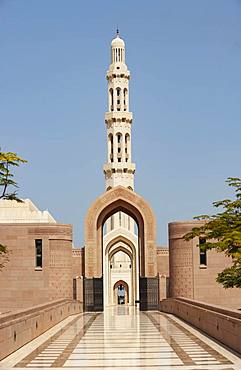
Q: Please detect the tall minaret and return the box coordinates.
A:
[103,31,135,191]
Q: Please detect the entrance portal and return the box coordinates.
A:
[84,186,159,311]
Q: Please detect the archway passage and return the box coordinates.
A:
[84,186,159,312]
[103,212,138,308]
[114,280,129,305]
[106,244,134,307]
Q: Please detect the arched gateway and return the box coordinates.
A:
[84,186,159,311]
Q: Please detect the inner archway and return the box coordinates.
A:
[103,208,138,308]
[113,280,129,305]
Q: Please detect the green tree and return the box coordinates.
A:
[0,149,27,202]
[0,148,27,268]
[184,177,241,288]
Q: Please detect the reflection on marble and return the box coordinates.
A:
[0,306,240,369]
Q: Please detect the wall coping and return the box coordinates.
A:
[169,220,205,225]
[0,299,70,327]
[169,297,241,320]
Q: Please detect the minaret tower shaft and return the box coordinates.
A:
[103,31,135,190]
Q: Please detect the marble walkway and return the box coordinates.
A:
[1,306,241,370]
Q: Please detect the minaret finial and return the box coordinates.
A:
[116,27,119,37]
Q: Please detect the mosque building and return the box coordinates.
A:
[0,32,240,315]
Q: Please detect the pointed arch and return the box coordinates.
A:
[84,186,157,278]
[113,279,129,304]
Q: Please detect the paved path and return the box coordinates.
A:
[1,306,241,369]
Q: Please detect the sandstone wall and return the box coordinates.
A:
[156,247,169,276]
[72,248,84,277]
[169,221,241,309]
[0,223,73,313]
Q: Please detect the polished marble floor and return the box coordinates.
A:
[1,306,241,370]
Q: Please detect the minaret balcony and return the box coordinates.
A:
[105,111,133,123]
[103,162,136,174]
[106,70,130,80]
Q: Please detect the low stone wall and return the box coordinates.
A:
[0,299,83,360]
[160,297,241,354]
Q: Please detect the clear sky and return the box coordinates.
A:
[1,0,241,246]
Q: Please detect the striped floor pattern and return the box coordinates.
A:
[1,306,240,369]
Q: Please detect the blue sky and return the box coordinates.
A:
[1,0,241,246]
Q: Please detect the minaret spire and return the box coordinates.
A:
[103,33,135,191]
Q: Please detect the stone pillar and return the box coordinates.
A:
[159,274,167,301]
[76,276,84,303]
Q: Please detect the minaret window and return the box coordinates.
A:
[108,134,113,163]
[116,88,121,111]
[123,88,128,111]
[125,133,130,162]
[109,89,114,111]
[117,133,121,143]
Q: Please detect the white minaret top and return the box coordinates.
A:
[103,31,135,191]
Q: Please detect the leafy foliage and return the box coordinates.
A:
[0,244,9,270]
[184,177,241,288]
[0,148,27,269]
[0,148,27,202]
